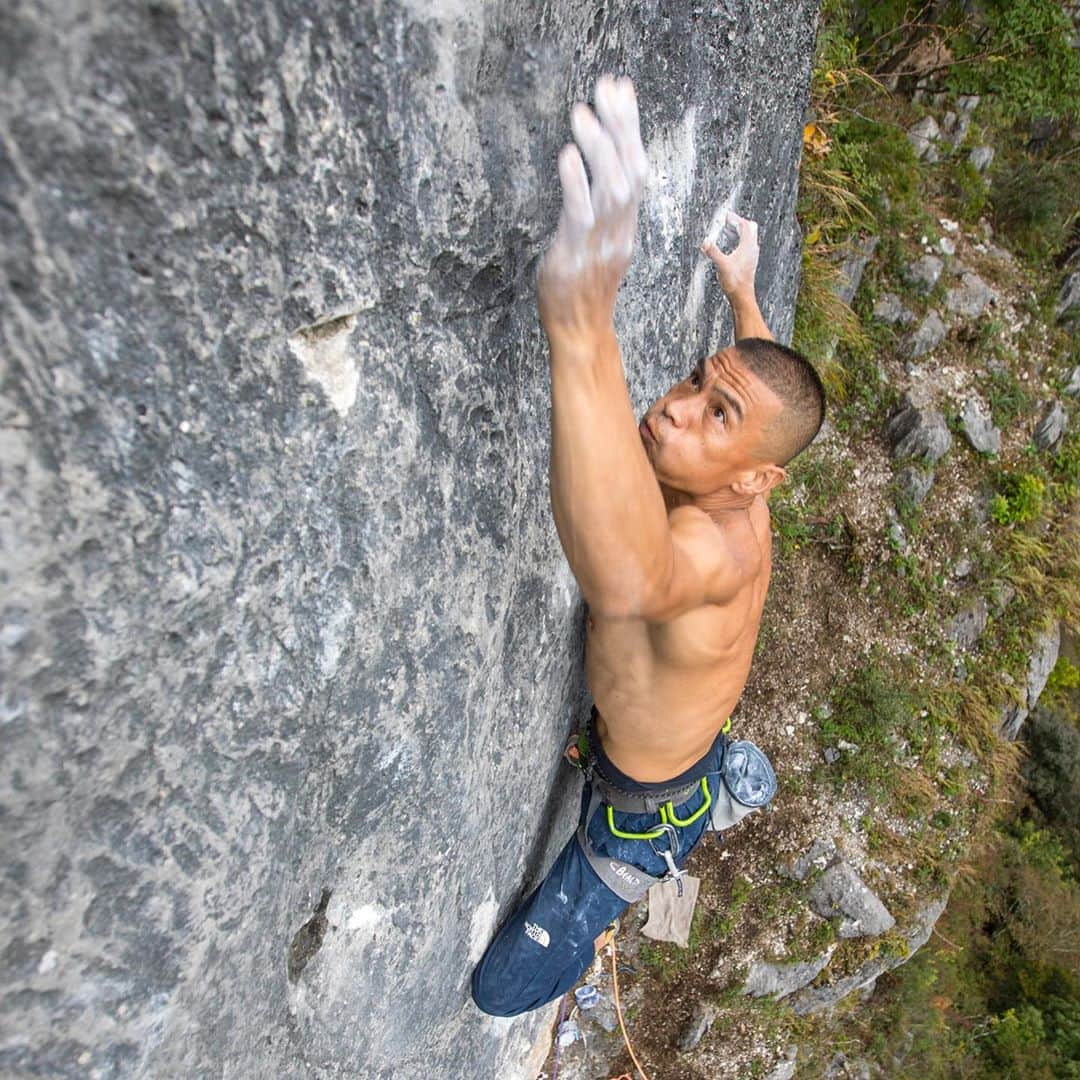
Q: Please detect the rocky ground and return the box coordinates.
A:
[535,86,1078,1080]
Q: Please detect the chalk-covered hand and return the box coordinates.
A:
[701,211,760,301]
[538,75,649,347]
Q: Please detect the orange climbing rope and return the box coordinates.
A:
[609,935,650,1080]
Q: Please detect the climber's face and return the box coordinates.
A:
[638,347,786,497]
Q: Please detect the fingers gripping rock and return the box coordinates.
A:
[571,102,631,213]
[556,145,595,236]
[701,210,761,298]
[594,75,649,198]
[538,75,647,337]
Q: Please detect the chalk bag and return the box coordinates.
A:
[709,739,777,832]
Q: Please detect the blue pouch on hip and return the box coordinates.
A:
[709,740,777,831]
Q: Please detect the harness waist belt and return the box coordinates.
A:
[589,771,702,815]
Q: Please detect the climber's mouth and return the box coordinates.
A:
[639,418,656,446]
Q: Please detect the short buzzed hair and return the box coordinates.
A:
[734,337,826,465]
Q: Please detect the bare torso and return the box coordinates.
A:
[585,495,772,781]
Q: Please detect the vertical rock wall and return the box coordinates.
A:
[0,1,818,1075]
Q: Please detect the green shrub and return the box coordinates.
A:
[1022,707,1080,860]
[818,657,925,796]
[991,473,1045,525]
[829,115,922,218]
[1044,657,1080,698]
[991,155,1079,262]
[984,1005,1052,1075]
[986,364,1034,428]
[949,157,989,223]
[947,0,1080,124]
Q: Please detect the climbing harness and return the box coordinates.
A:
[564,715,777,905]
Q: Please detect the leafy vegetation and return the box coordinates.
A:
[945,0,1080,123]
[815,686,1080,1079]
[991,471,1045,525]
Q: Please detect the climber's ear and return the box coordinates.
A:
[730,463,785,498]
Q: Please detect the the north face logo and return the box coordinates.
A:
[524,921,550,948]
[611,863,641,888]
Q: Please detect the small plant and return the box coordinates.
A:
[990,472,1045,525]
[817,656,925,797]
[1044,657,1080,699]
[948,157,989,223]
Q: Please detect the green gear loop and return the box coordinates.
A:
[604,776,712,838]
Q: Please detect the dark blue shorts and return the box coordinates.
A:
[471,719,726,1017]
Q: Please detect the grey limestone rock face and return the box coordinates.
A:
[835,235,880,305]
[1034,399,1067,450]
[766,1046,799,1080]
[1058,271,1080,326]
[808,861,895,939]
[0,1,819,1076]
[1064,366,1080,396]
[947,597,989,651]
[960,396,1001,454]
[886,394,953,462]
[743,949,835,999]
[790,896,948,1015]
[784,838,838,881]
[900,310,948,360]
[896,465,935,506]
[885,507,909,554]
[872,292,916,326]
[903,254,944,293]
[676,1001,719,1051]
[945,271,995,319]
[907,115,941,160]
[941,109,971,148]
[969,145,995,173]
[826,1053,878,1079]
[1001,622,1062,740]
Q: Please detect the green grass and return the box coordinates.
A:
[817,655,926,796]
[984,363,1034,429]
[770,446,856,561]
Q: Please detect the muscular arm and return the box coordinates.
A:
[540,78,743,621]
[701,212,775,343]
[548,328,672,616]
[539,78,669,617]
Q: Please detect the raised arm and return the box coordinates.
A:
[538,76,673,618]
[701,212,775,343]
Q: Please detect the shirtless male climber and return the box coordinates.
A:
[472,75,825,1017]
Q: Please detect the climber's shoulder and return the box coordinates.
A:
[630,502,765,624]
[669,498,770,590]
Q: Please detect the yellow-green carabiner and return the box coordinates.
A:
[662,777,712,827]
[605,805,667,840]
